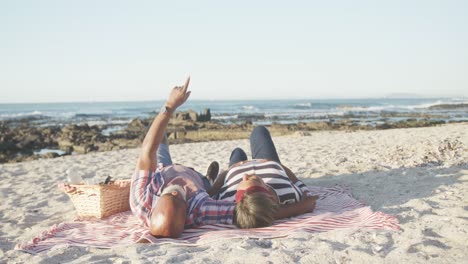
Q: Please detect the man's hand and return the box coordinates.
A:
[137,77,192,171]
[165,77,191,110]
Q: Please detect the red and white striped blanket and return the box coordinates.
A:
[15,186,399,254]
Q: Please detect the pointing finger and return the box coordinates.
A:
[184,91,191,102]
[183,76,190,92]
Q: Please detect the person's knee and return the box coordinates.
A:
[232,147,245,154]
[253,125,268,134]
[250,125,270,140]
[230,148,247,160]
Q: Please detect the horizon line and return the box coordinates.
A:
[1,96,466,105]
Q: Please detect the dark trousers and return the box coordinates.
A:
[229,126,281,167]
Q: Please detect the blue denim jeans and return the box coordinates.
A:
[157,143,173,167]
[228,126,281,167]
[157,143,211,190]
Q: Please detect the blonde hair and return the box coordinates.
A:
[235,192,279,228]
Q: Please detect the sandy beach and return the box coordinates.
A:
[1,123,467,263]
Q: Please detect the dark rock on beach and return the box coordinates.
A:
[376,119,446,130]
[58,124,103,154]
[198,108,211,122]
[0,108,465,164]
[381,111,449,119]
[428,103,468,110]
[0,122,62,163]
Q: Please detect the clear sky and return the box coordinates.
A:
[1,0,467,103]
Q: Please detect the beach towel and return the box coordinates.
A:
[15,186,399,254]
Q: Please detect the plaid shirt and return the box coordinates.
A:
[130,167,235,228]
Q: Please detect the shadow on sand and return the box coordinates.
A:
[301,164,467,217]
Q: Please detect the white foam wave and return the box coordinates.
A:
[33,148,66,155]
[0,111,44,118]
[293,102,312,108]
[63,112,78,118]
[336,99,468,112]
[212,114,238,120]
[393,99,468,110]
[265,111,347,118]
[403,100,446,110]
[315,111,346,117]
[413,100,468,110]
[242,105,258,111]
[0,111,80,120]
[337,106,387,112]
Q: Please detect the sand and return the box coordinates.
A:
[1,123,467,263]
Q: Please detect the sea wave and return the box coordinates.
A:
[242,105,258,111]
[85,119,133,126]
[336,105,390,112]
[402,100,446,110]
[293,102,312,109]
[2,98,467,126]
[0,110,44,119]
[211,114,239,120]
[0,111,82,120]
[0,111,53,121]
[265,111,347,119]
[400,99,468,110]
[335,99,468,112]
[74,113,114,118]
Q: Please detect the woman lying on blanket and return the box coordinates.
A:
[208,125,319,229]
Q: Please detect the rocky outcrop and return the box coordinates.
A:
[197,108,211,122]
[376,119,446,130]
[0,109,460,164]
[0,122,62,163]
[428,103,468,110]
[175,110,198,122]
[58,124,103,154]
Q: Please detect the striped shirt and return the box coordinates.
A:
[130,164,236,228]
[217,160,308,204]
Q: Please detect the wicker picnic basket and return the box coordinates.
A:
[64,180,131,219]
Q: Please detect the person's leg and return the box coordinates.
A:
[229,148,248,167]
[157,133,173,167]
[250,126,281,163]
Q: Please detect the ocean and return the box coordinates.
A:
[1,98,467,129]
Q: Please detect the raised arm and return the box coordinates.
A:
[137,77,191,171]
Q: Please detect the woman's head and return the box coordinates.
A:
[235,191,279,228]
[234,174,279,228]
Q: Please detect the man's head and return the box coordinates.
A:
[234,174,279,228]
[149,185,188,238]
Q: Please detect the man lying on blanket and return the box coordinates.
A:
[208,125,319,229]
[131,77,317,238]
